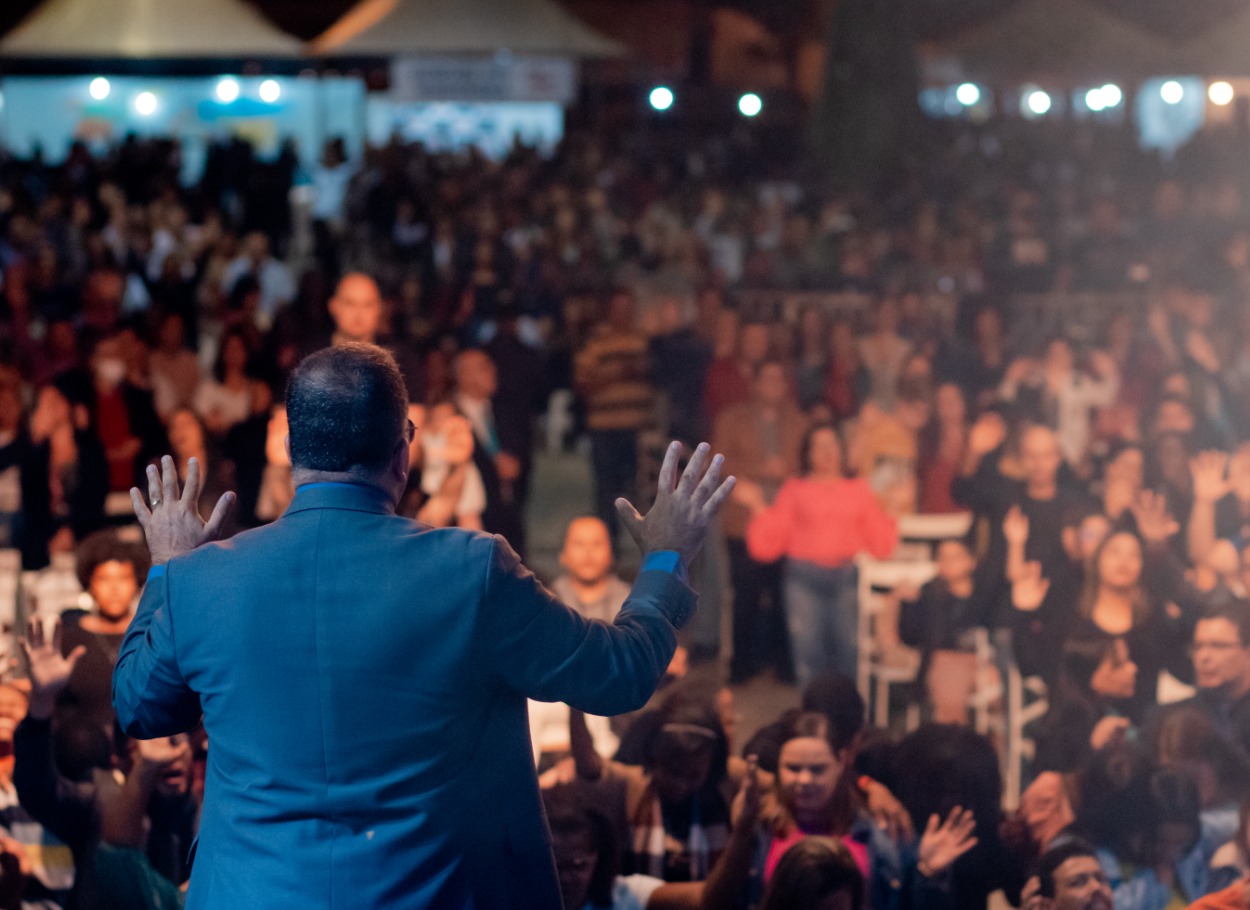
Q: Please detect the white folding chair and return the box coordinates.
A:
[856,556,938,730]
[895,512,973,559]
[972,628,1048,809]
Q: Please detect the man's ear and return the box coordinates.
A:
[284,434,291,459]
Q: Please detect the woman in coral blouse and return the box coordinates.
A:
[736,424,898,687]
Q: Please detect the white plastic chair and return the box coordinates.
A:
[856,556,938,730]
[895,512,973,559]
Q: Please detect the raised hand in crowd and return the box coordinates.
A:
[1004,504,1030,583]
[131,455,236,565]
[22,618,86,721]
[1191,451,1231,504]
[917,806,978,878]
[963,412,1007,474]
[1189,451,1230,564]
[1011,561,1050,612]
[1129,489,1179,547]
[615,441,735,564]
[863,777,915,842]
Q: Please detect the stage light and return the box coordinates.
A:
[259,79,282,103]
[1085,88,1106,112]
[1161,81,1184,104]
[738,93,763,117]
[648,86,674,111]
[956,83,981,106]
[1025,90,1051,115]
[1101,84,1122,107]
[134,92,158,117]
[1209,81,1235,106]
[89,77,111,101]
[215,77,240,103]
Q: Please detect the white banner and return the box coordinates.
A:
[389,55,577,103]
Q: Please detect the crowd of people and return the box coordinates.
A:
[0,110,1246,907]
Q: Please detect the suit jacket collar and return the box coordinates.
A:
[283,481,396,517]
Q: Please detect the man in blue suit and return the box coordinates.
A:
[113,343,734,909]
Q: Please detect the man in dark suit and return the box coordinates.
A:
[113,343,733,909]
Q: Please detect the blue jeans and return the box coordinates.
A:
[783,560,859,690]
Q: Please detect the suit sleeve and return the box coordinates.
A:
[113,566,203,738]
[481,535,694,716]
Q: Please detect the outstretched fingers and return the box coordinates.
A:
[692,453,724,507]
[701,474,736,519]
[160,455,180,505]
[181,456,201,508]
[129,488,151,530]
[676,443,711,498]
[656,441,681,495]
[614,498,645,550]
[202,492,237,542]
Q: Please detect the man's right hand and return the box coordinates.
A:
[615,441,735,565]
[22,618,86,720]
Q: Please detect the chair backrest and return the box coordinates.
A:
[857,557,939,603]
[897,512,973,540]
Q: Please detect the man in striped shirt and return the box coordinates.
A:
[574,290,653,547]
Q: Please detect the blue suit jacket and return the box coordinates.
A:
[113,482,693,909]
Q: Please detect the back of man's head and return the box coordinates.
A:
[286,344,408,477]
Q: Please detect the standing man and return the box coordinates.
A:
[713,360,807,683]
[324,271,423,400]
[113,343,733,909]
[574,289,652,546]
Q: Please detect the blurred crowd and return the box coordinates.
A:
[0,111,1247,908]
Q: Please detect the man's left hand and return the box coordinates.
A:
[131,456,235,565]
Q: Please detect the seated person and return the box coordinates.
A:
[1023,839,1113,910]
[545,772,759,910]
[759,837,864,910]
[0,682,73,908]
[17,618,198,909]
[1034,635,1139,774]
[1160,598,1250,755]
[897,538,993,725]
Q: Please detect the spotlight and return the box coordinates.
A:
[134,92,158,116]
[215,77,240,103]
[1100,84,1122,107]
[648,86,674,111]
[956,83,981,106]
[1161,81,1184,105]
[259,79,281,103]
[738,92,763,117]
[89,77,111,101]
[1085,88,1106,112]
[1025,90,1052,115]
[1209,81,1235,106]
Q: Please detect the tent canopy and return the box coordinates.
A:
[933,0,1179,84]
[0,0,303,58]
[1175,6,1250,76]
[311,0,626,58]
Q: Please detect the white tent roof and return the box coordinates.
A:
[311,0,626,58]
[1176,6,1250,75]
[0,0,303,58]
[936,0,1178,84]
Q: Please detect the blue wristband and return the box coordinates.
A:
[641,550,686,582]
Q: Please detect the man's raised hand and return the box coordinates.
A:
[130,456,235,566]
[615,441,735,565]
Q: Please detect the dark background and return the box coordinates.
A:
[0,0,1242,47]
